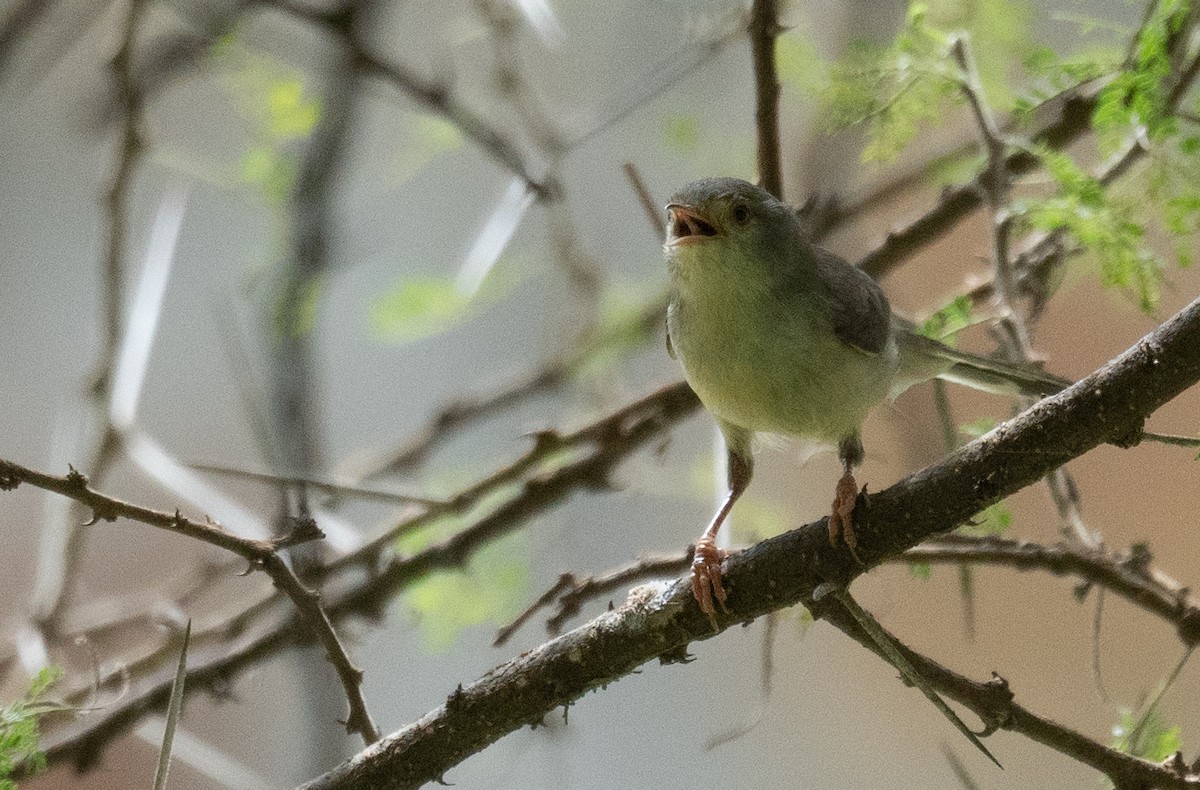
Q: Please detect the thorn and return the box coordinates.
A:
[66,465,89,488]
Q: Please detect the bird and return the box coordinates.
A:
[663,177,1066,618]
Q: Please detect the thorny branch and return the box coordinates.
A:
[297,293,1200,789]
[899,535,1200,648]
[26,382,702,767]
[0,459,381,745]
[8,2,1200,785]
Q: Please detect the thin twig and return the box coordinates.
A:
[265,0,546,196]
[899,535,1200,648]
[953,33,1100,551]
[494,551,693,646]
[0,459,381,744]
[622,162,665,241]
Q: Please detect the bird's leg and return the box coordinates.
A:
[691,449,752,624]
[829,434,865,565]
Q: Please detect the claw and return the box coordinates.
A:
[691,537,728,626]
[829,470,865,565]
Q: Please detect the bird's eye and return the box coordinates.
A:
[732,204,751,224]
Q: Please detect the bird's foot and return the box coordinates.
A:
[829,469,865,565]
[691,536,728,625]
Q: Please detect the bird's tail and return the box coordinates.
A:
[897,331,1070,399]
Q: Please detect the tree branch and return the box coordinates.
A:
[296,294,1200,789]
[749,0,782,198]
[900,535,1200,648]
[0,461,381,745]
[28,382,702,767]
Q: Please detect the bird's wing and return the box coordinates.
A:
[812,246,892,355]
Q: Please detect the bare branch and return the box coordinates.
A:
[0,460,380,745]
[899,535,1200,648]
[296,293,1200,789]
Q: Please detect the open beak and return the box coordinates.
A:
[666,203,719,246]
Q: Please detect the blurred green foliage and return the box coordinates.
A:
[1111,704,1182,763]
[1,667,63,790]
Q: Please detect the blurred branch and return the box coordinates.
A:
[265,0,546,195]
[748,0,782,199]
[32,0,148,637]
[345,296,666,481]
[0,0,56,76]
[267,0,374,524]
[0,458,381,745]
[474,0,600,293]
[623,162,666,240]
[324,381,698,578]
[31,381,701,767]
[900,535,1200,648]
[298,292,1200,789]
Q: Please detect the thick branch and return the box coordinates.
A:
[297,296,1200,789]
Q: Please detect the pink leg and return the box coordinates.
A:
[691,449,751,624]
[828,436,865,565]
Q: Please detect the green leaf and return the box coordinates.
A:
[958,416,998,439]
[404,534,529,651]
[923,0,1034,109]
[823,5,962,163]
[960,502,1012,537]
[1092,0,1189,149]
[568,285,662,381]
[1017,146,1165,313]
[412,114,463,154]
[919,295,974,343]
[662,114,699,152]
[775,31,827,93]
[908,561,932,579]
[0,667,63,788]
[924,150,987,187]
[266,79,321,139]
[239,145,297,206]
[369,277,481,342]
[1112,706,1182,762]
[729,498,791,542]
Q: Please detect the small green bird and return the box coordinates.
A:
[663,177,1065,617]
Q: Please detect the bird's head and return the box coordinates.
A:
[663,177,798,288]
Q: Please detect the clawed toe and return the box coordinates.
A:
[691,537,728,623]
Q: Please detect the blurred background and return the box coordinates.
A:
[2,0,1199,787]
